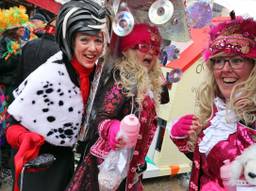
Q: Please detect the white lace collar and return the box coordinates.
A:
[199,97,238,155]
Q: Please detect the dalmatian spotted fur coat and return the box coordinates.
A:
[8,51,84,147]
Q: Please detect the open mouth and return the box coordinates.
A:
[222,77,237,84]
[84,54,97,61]
[143,58,152,66]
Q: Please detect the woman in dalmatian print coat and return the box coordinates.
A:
[66,23,170,191]
[5,1,110,191]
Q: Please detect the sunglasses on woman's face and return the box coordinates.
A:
[134,43,160,56]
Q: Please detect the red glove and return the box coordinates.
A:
[6,124,45,191]
[170,114,199,138]
[107,120,121,150]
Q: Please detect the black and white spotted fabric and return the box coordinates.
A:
[8,51,83,147]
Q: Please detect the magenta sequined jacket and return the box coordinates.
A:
[66,71,168,191]
[171,103,256,191]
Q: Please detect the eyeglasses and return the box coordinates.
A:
[210,57,254,70]
[134,43,160,56]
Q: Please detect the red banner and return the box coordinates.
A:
[25,0,61,14]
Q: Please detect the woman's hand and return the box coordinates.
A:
[107,120,129,150]
[114,135,127,149]
[170,114,201,138]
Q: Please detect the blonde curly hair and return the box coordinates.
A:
[229,63,256,125]
[113,49,162,109]
[184,66,216,151]
[196,68,217,126]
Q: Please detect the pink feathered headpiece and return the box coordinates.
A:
[204,15,256,61]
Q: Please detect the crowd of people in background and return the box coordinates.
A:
[0,3,57,188]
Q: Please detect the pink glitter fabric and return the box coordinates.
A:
[204,17,256,61]
[172,105,256,191]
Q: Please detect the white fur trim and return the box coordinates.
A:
[8,52,83,147]
[230,144,256,187]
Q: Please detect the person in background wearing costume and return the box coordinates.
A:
[17,17,59,84]
[66,23,170,191]
[4,4,58,92]
[0,6,29,187]
[28,8,56,38]
[0,6,29,105]
[5,1,109,191]
[169,13,256,191]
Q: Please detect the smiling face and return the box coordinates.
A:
[73,32,104,69]
[212,56,255,100]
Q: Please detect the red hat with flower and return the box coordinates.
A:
[204,12,256,61]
